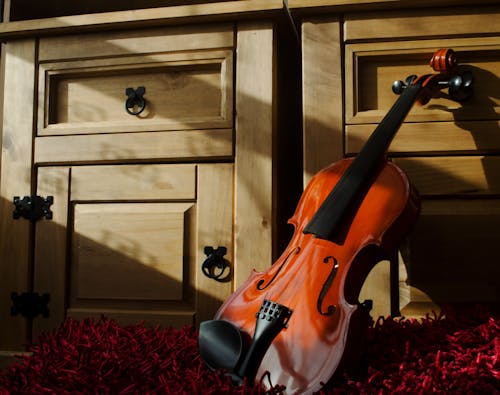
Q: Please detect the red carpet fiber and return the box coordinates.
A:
[0,307,498,394]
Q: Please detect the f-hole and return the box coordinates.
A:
[317,256,339,316]
[256,246,301,291]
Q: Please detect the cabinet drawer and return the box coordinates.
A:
[394,156,500,197]
[37,25,234,136]
[345,38,500,154]
[346,38,500,125]
[38,50,233,136]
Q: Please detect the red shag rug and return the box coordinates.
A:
[0,307,498,394]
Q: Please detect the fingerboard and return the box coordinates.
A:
[303,83,422,240]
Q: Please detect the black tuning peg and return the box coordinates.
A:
[448,71,473,102]
[392,75,418,95]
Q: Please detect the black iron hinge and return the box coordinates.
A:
[13,195,53,221]
[11,292,50,319]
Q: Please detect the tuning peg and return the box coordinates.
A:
[392,80,406,94]
[392,75,418,95]
[448,71,473,102]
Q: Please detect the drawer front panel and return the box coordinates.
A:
[38,50,233,135]
[346,121,500,155]
[346,37,500,164]
[394,156,500,197]
[345,38,500,126]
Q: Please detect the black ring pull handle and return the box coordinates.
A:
[125,86,146,115]
[201,246,231,282]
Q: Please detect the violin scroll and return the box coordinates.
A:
[393,48,473,104]
[429,48,457,73]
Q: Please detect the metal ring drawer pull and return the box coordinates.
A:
[125,86,146,115]
[201,246,231,282]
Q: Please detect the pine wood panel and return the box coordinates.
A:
[34,129,233,164]
[394,156,500,196]
[70,164,196,201]
[359,259,392,319]
[346,121,500,155]
[290,0,499,8]
[38,24,234,61]
[196,164,233,323]
[345,38,500,125]
[9,0,242,21]
[2,0,11,22]
[0,1,282,39]
[402,199,500,305]
[32,167,70,338]
[67,200,199,326]
[0,39,36,350]
[72,203,191,301]
[301,17,343,183]
[38,50,233,135]
[4,0,495,37]
[234,22,275,286]
[344,6,500,42]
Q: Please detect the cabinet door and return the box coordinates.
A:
[32,163,233,339]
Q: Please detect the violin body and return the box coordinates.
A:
[199,49,472,395]
[214,158,420,394]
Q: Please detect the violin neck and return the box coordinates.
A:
[303,82,423,241]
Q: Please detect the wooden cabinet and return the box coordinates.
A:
[302,6,500,318]
[0,0,497,361]
[0,19,302,355]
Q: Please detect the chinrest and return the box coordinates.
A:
[199,320,243,372]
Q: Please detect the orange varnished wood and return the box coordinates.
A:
[215,158,420,394]
[429,48,457,73]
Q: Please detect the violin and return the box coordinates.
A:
[199,49,473,394]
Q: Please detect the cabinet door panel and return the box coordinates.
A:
[71,164,196,200]
[72,202,189,301]
[33,163,233,338]
[400,200,500,311]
